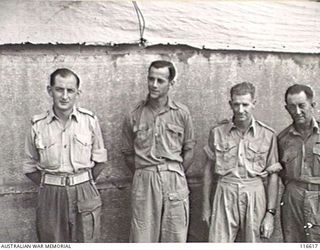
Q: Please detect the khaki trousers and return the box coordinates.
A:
[209,177,266,242]
[130,163,189,242]
[36,181,102,243]
[281,181,320,242]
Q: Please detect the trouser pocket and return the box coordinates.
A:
[77,195,102,242]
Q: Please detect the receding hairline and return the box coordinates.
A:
[50,68,80,88]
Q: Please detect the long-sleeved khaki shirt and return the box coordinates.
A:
[122,96,195,168]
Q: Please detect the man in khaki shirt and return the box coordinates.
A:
[23,68,107,242]
[279,84,320,242]
[202,82,282,242]
[122,60,195,242]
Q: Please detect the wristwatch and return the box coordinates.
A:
[267,208,276,216]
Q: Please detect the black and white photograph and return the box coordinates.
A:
[0,0,319,246]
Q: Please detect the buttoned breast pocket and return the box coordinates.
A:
[133,123,151,148]
[165,123,184,151]
[35,136,60,169]
[246,140,269,171]
[72,134,93,165]
[215,141,237,171]
[281,143,299,178]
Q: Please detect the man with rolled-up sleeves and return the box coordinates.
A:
[202,82,282,242]
[279,84,320,242]
[122,60,195,242]
[23,68,107,242]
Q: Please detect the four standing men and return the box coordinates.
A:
[202,82,282,242]
[22,63,320,243]
[122,60,195,242]
[23,68,107,242]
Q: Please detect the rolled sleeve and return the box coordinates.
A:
[91,117,108,163]
[182,110,196,151]
[265,133,280,172]
[204,129,216,161]
[121,114,135,156]
[23,125,39,174]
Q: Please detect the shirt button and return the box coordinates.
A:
[64,145,67,148]
[155,133,158,137]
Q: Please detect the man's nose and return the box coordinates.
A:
[296,106,302,115]
[239,105,244,113]
[151,80,158,88]
[62,89,68,99]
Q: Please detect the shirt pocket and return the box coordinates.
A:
[246,140,269,171]
[165,123,184,151]
[35,136,60,169]
[133,123,151,149]
[281,144,299,178]
[313,143,320,176]
[72,133,92,166]
[215,141,237,171]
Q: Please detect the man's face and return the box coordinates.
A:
[47,74,79,113]
[229,93,256,124]
[285,91,314,126]
[148,66,171,100]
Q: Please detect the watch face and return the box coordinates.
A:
[267,209,276,215]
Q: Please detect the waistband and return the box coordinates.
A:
[41,170,93,187]
[137,161,185,176]
[289,180,320,191]
[219,176,263,185]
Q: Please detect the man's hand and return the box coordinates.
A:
[260,212,274,239]
[202,201,211,227]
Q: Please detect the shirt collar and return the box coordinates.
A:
[227,116,256,136]
[47,107,79,124]
[289,116,319,135]
[145,95,178,110]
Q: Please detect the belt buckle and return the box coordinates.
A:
[65,176,71,186]
[157,163,167,172]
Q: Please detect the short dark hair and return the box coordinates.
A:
[148,60,176,81]
[285,84,314,103]
[50,68,80,88]
[230,82,255,99]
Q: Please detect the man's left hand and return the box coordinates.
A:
[260,212,274,239]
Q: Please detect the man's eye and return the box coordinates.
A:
[288,105,296,110]
[68,89,76,94]
[55,88,64,92]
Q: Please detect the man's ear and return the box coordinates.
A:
[311,102,317,108]
[252,99,257,107]
[47,85,52,97]
[285,104,289,112]
[170,80,175,86]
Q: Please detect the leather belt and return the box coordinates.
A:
[138,161,185,176]
[41,171,92,187]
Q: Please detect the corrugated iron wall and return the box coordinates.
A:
[0,44,320,242]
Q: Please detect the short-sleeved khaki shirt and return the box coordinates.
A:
[23,107,107,174]
[204,117,280,178]
[278,117,320,184]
